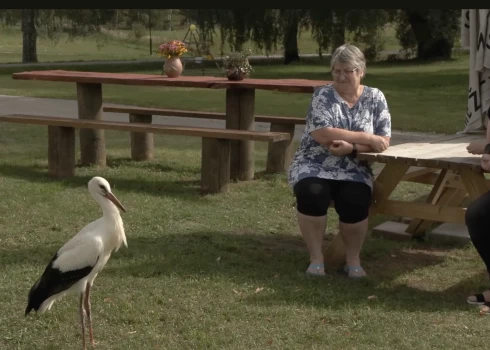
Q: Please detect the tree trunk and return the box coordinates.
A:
[332,10,346,51]
[406,10,453,60]
[21,9,38,63]
[283,15,300,64]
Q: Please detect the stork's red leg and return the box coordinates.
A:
[80,293,87,350]
[84,282,96,347]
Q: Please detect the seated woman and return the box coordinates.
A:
[465,109,490,313]
[288,44,391,278]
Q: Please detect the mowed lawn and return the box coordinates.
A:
[1,120,489,350]
[1,49,489,349]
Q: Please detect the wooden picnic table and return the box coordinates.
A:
[358,132,489,238]
[12,70,333,181]
[324,132,489,269]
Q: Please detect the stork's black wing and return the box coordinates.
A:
[25,251,98,315]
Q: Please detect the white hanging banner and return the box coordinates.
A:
[460,9,490,133]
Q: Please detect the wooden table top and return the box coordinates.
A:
[358,133,485,171]
[12,70,333,93]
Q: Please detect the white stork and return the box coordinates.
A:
[25,176,127,350]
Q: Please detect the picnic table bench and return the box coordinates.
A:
[0,114,290,194]
[12,70,332,181]
[102,104,305,174]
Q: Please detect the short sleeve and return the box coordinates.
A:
[305,87,335,134]
[373,89,392,137]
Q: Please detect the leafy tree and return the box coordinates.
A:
[2,9,118,63]
[392,9,461,60]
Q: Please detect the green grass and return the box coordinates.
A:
[0,50,471,134]
[0,19,486,350]
[1,120,490,349]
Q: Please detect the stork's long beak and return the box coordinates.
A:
[105,192,126,213]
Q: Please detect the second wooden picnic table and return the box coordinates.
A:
[12,70,333,181]
[358,132,489,239]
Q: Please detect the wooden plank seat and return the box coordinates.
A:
[372,164,441,183]
[0,114,290,194]
[103,104,305,174]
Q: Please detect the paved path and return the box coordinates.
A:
[0,94,447,145]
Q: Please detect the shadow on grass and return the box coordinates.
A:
[5,226,485,313]
[105,156,201,175]
[89,232,490,312]
[0,162,203,198]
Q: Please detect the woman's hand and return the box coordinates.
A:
[482,154,490,172]
[329,140,354,156]
[369,135,389,152]
[466,140,486,155]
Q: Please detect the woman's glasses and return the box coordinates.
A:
[331,68,358,78]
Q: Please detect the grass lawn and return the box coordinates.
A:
[0,117,489,349]
[0,37,487,349]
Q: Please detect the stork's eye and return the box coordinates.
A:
[99,184,108,193]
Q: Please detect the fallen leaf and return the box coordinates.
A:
[391,254,397,258]
[128,331,137,334]
[103,298,111,302]
[266,339,273,345]
[266,317,271,322]
[233,289,241,295]
[367,295,377,300]
[216,256,221,263]
[255,287,264,293]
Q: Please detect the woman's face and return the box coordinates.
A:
[331,62,363,91]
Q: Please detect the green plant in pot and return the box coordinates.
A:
[222,48,253,81]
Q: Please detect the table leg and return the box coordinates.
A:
[77,82,106,166]
[129,113,153,161]
[405,169,449,237]
[226,88,255,181]
[371,162,412,212]
[459,167,490,201]
[406,186,467,236]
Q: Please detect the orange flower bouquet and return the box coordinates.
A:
[157,40,187,58]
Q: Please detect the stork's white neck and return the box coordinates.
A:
[98,196,126,250]
[100,199,121,218]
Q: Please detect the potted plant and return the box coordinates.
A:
[157,40,188,78]
[222,48,253,81]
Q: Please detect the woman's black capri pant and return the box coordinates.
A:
[293,177,372,224]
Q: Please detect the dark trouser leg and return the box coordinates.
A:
[465,190,490,276]
[293,177,331,273]
[332,180,372,276]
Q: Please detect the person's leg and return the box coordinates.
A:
[465,190,490,304]
[331,180,372,278]
[293,177,332,276]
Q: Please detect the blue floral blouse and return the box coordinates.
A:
[288,84,392,191]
